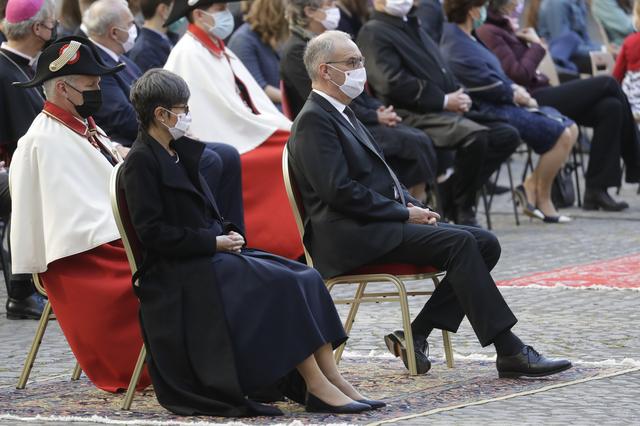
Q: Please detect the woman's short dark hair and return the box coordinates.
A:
[443,0,488,24]
[130,69,191,129]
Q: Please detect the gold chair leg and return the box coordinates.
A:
[442,330,454,368]
[393,277,418,375]
[71,362,82,381]
[121,344,147,410]
[16,301,53,389]
[334,282,367,365]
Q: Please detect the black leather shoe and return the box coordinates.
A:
[384,330,431,374]
[583,188,629,211]
[356,399,386,409]
[496,345,572,378]
[6,293,46,320]
[305,393,372,413]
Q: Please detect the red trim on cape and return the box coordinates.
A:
[42,101,90,137]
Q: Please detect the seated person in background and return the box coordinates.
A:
[336,0,369,38]
[123,68,383,416]
[479,0,640,210]
[83,0,141,147]
[282,0,438,203]
[591,0,634,51]
[228,0,288,109]
[440,0,578,223]
[289,30,572,379]
[128,0,181,73]
[415,0,446,43]
[10,39,151,392]
[613,0,640,118]
[0,0,58,319]
[357,0,520,226]
[163,0,302,259]
[525,0,601,74]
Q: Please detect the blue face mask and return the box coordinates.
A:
[473,5,487,30]
[202,9,235,40]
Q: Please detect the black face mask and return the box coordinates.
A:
[66,83,103,118]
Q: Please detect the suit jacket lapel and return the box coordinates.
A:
[309,92,384,162]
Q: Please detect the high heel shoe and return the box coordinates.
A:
[538,209,572,224]
[305,393,372,414]
[513,185,544,220]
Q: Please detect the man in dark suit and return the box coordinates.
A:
[128,0,181,73]
[288,30,571,378]
[83,0,141,147]
[357,1,520,226]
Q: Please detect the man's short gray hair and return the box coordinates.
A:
[286,0,324,28]
[83,0,128,37]
[1,0,55,41]
[130,69,191,129]
[303,30,352,81]
[42,75,76,100]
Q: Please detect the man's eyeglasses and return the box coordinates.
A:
[326,57,365,69]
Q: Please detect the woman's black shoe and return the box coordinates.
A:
[305,393,372,414]
[356,399,386,409]
[513,185,544,220]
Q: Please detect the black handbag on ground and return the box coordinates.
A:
[551,164,576,208]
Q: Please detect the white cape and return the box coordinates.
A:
[9,112,122,274]
[164,32,291,154]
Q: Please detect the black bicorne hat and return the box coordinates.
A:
[13,36,125,88]
[164,0,240,27]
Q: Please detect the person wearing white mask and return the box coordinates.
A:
[83,0,142,147]
[288,29,572,381]
[282,0,439,204]
[164,0,304,260]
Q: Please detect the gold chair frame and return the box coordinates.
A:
[16,274,82,389]
[281,146,454,375]
[109,162,147,411]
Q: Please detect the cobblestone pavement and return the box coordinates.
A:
[0,154,639,425]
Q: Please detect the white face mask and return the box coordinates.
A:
[162,109,192,140]
[116,24,138,53]
[202,9,235,40]
[385,0,413,17]
[327,65,367,99]
[320,6,341,30]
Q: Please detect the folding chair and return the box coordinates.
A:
[15,274,82,389]
[109,162,147,410]
[282,147,454,375]
[478,157,520,230]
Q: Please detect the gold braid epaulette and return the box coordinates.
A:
[48,41,81,72]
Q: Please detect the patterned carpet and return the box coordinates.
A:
[0,357,625,425]
[498,254,640,289]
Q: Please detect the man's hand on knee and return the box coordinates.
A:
[407,203,440,225]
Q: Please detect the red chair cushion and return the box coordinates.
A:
[348,263,439,276]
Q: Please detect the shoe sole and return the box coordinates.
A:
[6,313,42,320]
[498,363,573,378]
[583,203,627,212]
[384,334,431,374]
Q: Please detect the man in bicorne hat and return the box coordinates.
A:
[10,39,151,392]
[163,0,302,259]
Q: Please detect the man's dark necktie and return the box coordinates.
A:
[343,106,406,205]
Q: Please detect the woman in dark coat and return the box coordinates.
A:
[440,0,577,222]
[122,69,383,417]
[476,0,640,211]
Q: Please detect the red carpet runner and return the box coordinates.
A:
[497,254,640,289]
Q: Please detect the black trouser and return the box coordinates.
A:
[533,76,640,189]
[452,122,520,209]
[0,171,36,301]
[373,222,517,347]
